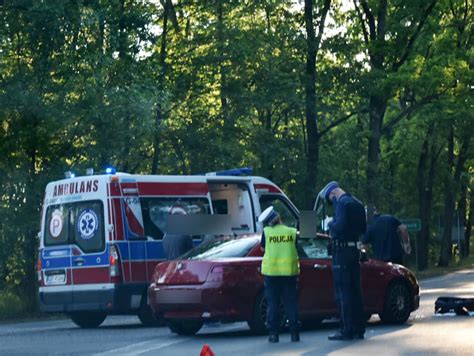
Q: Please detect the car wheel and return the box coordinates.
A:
[247,292,285,335]
[69,311,107,328]
[137,299,164,327]
[168,319,203,335]
[379,282,411,324]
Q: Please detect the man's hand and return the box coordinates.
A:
[403,243,411,255]
[323,216,333,231]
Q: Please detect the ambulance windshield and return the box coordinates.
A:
[44,200,105,253]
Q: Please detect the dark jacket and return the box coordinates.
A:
[329,193,366,242]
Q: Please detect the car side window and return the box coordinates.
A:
[259,194,298,228]
[298,237,330,259]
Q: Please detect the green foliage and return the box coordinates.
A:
[0,290,27,320]
[0,0,472,313]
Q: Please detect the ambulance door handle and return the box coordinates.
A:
[313,264,327,269]
[74,257,85,266]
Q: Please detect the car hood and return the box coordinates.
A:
[366,258,419,287]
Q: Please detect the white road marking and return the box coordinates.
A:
[93,338,186,356]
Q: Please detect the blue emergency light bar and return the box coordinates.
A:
[205,167,253,176]
[105,166,117,174]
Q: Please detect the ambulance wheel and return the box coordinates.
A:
[70,311,107,328]
[168,319,203,335]
[379,282,411,324]
[247,292,285,335]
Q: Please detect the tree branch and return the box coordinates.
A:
[314,0,331,56]
[319,109,367,137]
[353,0,370,45]
[382,92,441,134]
[376,0,387,39]
[360,0,377,40]
[392,0,438,71]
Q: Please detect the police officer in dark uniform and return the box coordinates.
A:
[319,181,366,340]
[259,206,300,343]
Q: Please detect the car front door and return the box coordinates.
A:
[298,237,337,318]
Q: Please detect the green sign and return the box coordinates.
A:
[401,219,421,232]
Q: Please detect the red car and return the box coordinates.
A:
[148,234,420,335]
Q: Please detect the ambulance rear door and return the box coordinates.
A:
[41,202,73,307]
[40,177,109,310]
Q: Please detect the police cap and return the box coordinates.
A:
[258,206,279,226]
[318,181,340,201]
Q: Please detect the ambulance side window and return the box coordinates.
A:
[259,195,298,228]
[141,198,211,240]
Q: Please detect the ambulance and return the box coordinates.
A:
[38,168,299,327]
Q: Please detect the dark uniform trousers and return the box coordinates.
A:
[264,276,299,334]
[332,246,365,337]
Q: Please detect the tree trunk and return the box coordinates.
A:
[151,0,171,174]
[24,115,40,312]
[303,0,319,209]
[438,127,455,266]
[465,189,474,257]
[366,94,387,221]
[416,123,437,270]
[438,129,470,266]
[457,180,467,257]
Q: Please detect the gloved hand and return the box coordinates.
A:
[403,243,412,255]
[323,216,333,231]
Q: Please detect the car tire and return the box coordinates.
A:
[168,319,203,335]
[379,282,411,324]
[247,292,285,335]
[137,298,164,327]
[69,311,107,328]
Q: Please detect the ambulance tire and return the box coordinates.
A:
[69,311,107,328]
[168,319,203,335]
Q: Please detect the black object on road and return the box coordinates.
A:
[435,297,474,316]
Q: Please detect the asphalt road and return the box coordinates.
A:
[1,268,473,355]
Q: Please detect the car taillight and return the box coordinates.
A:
[109,245,122,283]
[37,255,42,282]
[208,265,224,283]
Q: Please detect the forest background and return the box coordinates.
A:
[0,0,472,316]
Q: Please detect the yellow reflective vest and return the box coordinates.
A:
[261,224,299,276]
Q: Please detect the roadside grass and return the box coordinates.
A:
[414,251,474,280]
[0,290,27,321]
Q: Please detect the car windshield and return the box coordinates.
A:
[182,236,259,260]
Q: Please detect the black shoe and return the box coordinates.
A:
[328,332,353,341]
[355,332,364,339]
[291,332,300,342]
[268,334,279,343]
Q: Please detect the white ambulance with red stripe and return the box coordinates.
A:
[38,168,299,327]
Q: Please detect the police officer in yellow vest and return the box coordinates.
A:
[259,206,300,343]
